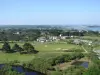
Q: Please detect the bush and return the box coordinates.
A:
[52,53,84,65]
[51,71,63,75]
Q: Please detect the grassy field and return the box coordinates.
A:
[82,36,100,40]
[0,42,81,52]
[34,43,81,52]
[0,51,70,64]
[0,42,84,63]
[94,46,100,50]
[0,52,35,63]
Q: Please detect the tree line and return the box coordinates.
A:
[23,52,84,75]
[0,28,99,41]
[1,42,38,54]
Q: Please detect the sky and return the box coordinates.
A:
[0,0,100,25]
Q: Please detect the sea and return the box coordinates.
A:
[64,25,100,31]
[0,25,100,31]
[86,27,100,31]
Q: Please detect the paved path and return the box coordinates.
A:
[82,46,88,53]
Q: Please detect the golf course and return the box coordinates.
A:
[0,41,84,63]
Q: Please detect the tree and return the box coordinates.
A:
[83,65,100,75]
[25,58,52,74]
[0,65,25,75]
[2,42,11,52]
[12,44,23,52]
[23,43,37,53]
[51,71,62,75]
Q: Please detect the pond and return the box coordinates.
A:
[71,61,89,68]
[81,62,89,68]
[0,64,44,75]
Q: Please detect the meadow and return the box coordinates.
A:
[0,42,84,63]
[82,36,100,40]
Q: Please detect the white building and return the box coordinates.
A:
[14,32,20,35]
[37,37,46,43]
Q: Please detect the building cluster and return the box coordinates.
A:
[37,34,74,43]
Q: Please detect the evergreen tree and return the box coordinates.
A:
[2,42,11,52]
[12,44,23,52]
[23,43,37,53]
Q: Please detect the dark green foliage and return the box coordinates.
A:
[2,42,12,52]
[23,43,38,53]
[12,44,23,52]
[0,28,87,41]
[0,65,25,75]
[0,29,41,41]
[51,71,63,75]
[63,66,86,75]
[64,49,84,52]
[83,52,100,75]
[1,42,38,54]
[24,58,52,74]
[84,30,100,36]
[83,65,100,75]
[52,52,84,65]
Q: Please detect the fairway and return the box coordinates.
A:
[0,42,82,52]
[0,52,35,63]
[94,46,100,50]
[34,43,81,52]
[82,36,100,40]
[0,42,83,63]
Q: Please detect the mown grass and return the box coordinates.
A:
[82,36,100,40]
[0,52,35,63]
[94,46,100,50]
[0,42,83,63]
[34,43,81,52]
[0,42,81,52]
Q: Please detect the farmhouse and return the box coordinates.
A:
[37,37,47,43]
[59,34,70,40]
[37,36,59,42]
[13,31,20,35]
[73,39,81,45]
[49,36,58,40]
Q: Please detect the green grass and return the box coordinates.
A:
[34,43,81,52]
[94,46,100,50]
[35,52,71,59]
[0,42,81,52]
[0,42,83,63]
[82,36,100,40]
[0,52,35,63]
[0,51,69,63]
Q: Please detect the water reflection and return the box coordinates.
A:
[71,61,89,68]
[81,62,89,68]
[0,64,43,75]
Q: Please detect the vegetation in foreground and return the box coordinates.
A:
[0,28,100,75]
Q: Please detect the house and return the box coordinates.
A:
[48,36,59,41]
[37,37,47,43]
[37,36,60,43]
[14,32,20,35]
[73,39,81,45]
[59,34,69,40]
